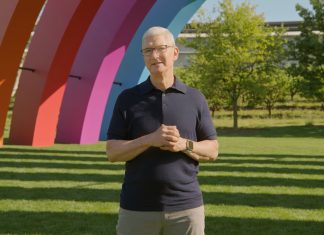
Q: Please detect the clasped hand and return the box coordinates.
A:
[150,124,186,152]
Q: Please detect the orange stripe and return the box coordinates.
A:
[0,0,45,146]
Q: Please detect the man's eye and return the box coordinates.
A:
[143,49,153,53]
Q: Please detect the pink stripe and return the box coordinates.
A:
[80,46,125,143]
[56,0,137,143]
[79,0,156,143]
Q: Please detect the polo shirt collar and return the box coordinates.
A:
[139,76,187,94]
[172,77,187,94]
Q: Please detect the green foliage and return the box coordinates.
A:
[286,68,304,100]
[179,0,287,128]
[253,69,290,117]
[288,0,324,102]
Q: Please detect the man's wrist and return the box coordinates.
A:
[142,133,155,148]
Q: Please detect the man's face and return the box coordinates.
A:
[142,34,179,77]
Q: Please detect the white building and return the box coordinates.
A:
[175,21,303,67]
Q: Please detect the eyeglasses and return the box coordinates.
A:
[141,45,173,56]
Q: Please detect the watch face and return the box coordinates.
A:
[188,140,193,151]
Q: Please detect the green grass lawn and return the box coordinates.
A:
[0,124,323,234]
[2,98,324,234]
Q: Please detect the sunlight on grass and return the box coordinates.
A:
[205,205,324,222]
[0,200,119,214]
[220,156,324,162]
[0,158,109,165]
[204,162,324,170]
[201,185,324,196]
[0,167,124,175]
[0,180,122,189]
[219,137,324,155]
[200,170,324,180]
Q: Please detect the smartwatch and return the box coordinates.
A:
[186,140,194,152]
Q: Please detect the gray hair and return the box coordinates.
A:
[142,26,176,46]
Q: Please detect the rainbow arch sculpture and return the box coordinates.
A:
[0,0,206,147]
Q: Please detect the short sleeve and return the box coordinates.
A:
[107,93,128,140]
[196,94,217,141]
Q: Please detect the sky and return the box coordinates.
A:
[190,0,313,22]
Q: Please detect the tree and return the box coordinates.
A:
[258,69,289,117]
[180,0,287,128]
[289,0,324,103]
[175,66,227,117]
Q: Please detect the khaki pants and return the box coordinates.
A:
[116,206,205,235]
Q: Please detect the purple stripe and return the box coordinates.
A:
[56,0,155,143]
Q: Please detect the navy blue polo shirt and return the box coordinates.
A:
[107,77,216,211]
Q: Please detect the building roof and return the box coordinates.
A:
[181,21,302,34]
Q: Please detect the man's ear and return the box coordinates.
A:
[173,47,179,61]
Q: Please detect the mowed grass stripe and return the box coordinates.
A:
[204,162,324,170]
[200,171,324,180]
[218,156,324,162]
[0,180,122,189]
[0,200,118,213]
[0,167,124,175]
[201,185,324,196]
[0,158,109,165]
[205,204,324,222]
[0,151,105,157]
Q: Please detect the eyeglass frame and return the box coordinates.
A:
[140,45,174,56]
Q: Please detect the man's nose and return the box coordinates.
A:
[151,49,160,57]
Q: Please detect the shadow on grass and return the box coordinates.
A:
[0,187,120,202]
[0,152,106,162]
[0,171,123,183]
[205,216,324,235]
[200,165,324,175]
[0,211,118,235]
[203,192,324,209]
[0,146,105,155]
[214,159,324,166]
[219,153,324,159]
[0,158,124,170]
[218,125,324,138]
[199,175,324,188]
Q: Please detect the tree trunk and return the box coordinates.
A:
[232,99,238,129]
[211,107,215,117]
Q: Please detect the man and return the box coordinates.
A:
[106,26,218,235]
